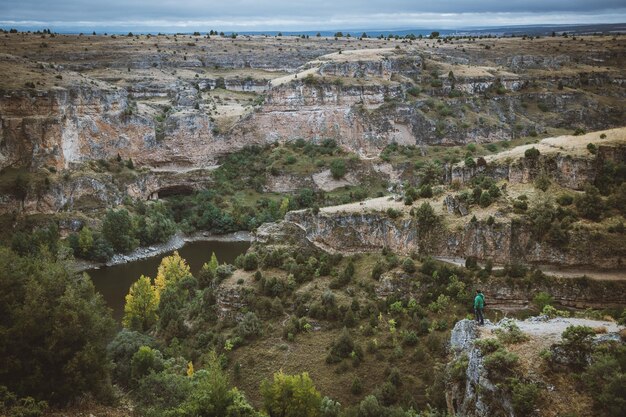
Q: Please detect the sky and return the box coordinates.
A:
[1,0,625,33]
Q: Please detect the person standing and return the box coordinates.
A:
[474,290,485,325]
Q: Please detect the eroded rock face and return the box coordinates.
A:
[446,319,513,417]
[448,145,626,190]
[281,209,624,268]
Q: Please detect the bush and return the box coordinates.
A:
[483,348,519,378]
[107,330,157,386]
[524,147,540,159]
[330,159,347,179]
[131,346,164,381]
[243,253,259,271]
[402,258,416,273]
[554,325,595,369]
[534,173,551,191]
[533,292,554,311]
[494,320,529,344]
[329,328,355,359]
[510,380,540,415]
[237,312,263,340]
[575,185,604,221]
[479,190,493,207]
[582,351,626,417]
[351,376,363,395]
[556,193,574,206]
[587,143,597,154]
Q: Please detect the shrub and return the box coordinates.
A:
[465,157,476,168]
[131,346,164,381]
[483,348,519,378]
[575,185,604,221]
[475,338,503,354]
[448,354,469,382]
[330,159,346,179]
[329,328,355,359]
[320,396,341,417]
[479,190,493,207]
[524,147,540,159]
[533,292,554,311]
[554,325,595,369]
[587,143,597,154]
[574,128,586,136]
[243,252,259,271]
[510,380,540,415]
[494,320,529,344]
[534,173,551,191]
[402,258,416,273]
[351,376,363,395]
[556,194,574,206]
[237,312,263,340]
[582,351,626,417]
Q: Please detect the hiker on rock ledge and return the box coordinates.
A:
[474,289,485,325]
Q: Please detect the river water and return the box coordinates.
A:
[87,240,250,321]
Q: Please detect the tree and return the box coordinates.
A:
[0,248,115,405]
[280,197,290,217]
[78,226,94,256]
[154,251,193,299]
[107,329,157,386]
[261,371,322,417]
[575,185,604,221]
[414,202,442,254]
[123,275,159,332]
[131,346,164,381]
[102,209,138,253]
[330,159,346,179]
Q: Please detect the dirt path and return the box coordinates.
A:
[480,317,624,345]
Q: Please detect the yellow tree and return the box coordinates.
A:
[123,275,158,331]
[154,251,192,299]
[279,197,290,217]
[261,371,322,417]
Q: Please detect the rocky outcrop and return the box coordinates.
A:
[275,208,624,268]
[446,319,511,417]
[446,317,626,417]
[449,143,626,189]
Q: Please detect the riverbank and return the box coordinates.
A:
[74,231,251,272]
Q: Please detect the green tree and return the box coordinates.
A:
[102,209,138,253]
[78,226,94,256]
[131,346,164,381]
[0,249,115,405]
[107,329,157,386]
[330,159,346,180]
[575,185,604,221]
[123,275,159,332]
[414,202,442,254]
[261,371,322,417]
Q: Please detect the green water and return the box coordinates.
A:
[87,240,250,321]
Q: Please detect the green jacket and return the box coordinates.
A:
[474,293,485,309]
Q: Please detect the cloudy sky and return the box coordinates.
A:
[1,0,625,32]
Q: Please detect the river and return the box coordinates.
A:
[87,240,250,321]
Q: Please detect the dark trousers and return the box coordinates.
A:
[474,308,484,325]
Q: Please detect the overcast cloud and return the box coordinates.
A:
[1,0,625,32]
